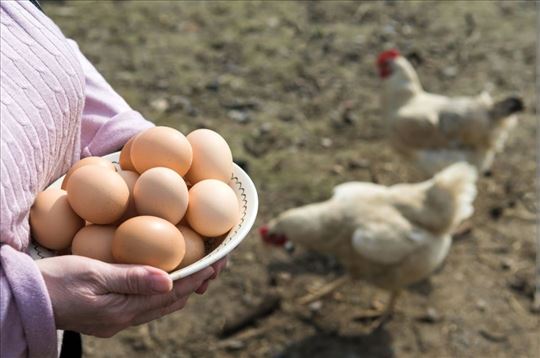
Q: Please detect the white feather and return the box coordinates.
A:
[352,223,432,265]
[332,182,386,200]
[383,55,520,177]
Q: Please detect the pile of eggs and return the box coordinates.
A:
[30,127,240,272]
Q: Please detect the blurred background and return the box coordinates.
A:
[43,1,537,357]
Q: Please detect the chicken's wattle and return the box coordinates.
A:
[259,225,288,246]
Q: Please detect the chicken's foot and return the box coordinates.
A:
[354,290,401,331]
[296,276,349,305]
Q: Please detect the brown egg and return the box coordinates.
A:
[176,225,205,269]
[178,215,189,227]
[133,167,189,225]
[130,126,192,176]
[185,129,233,184]
[205,232,228,253]
[72,225,116,263]
[186,179,239,237]
[119,135,138,172]
[112,216,185,272]
[115,170,139,223]
[61,157,116,190]
[30,188,85,250]
[57,247,72,256]
[67,166,130,224]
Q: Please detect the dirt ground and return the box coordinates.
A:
[43,1,538,357]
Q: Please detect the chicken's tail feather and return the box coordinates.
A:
[490,96,524,121]
[430,162,478,227]
[391,162,478,235]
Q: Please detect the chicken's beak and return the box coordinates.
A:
[284,241,296,254]
[259,225,269,238]
[259,224,290,248]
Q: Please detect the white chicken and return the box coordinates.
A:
[378,49,523,176]
[260,162,477,320]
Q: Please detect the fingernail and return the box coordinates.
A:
[196,282,209,295]
[149,271,172,293]
[195,288,205,295]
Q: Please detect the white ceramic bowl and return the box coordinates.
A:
[29,151,258,280]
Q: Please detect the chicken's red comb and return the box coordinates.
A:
[377,49,400,65]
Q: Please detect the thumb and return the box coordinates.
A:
[104,265,173,295]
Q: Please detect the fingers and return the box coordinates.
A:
[210,257,228,279]
[130,296,190,326]
[192,258,228,296]
[102,264,173,295]
[101,265,219,331]
[127,266,214,313]
[124,267,214,326]
[197,257,228,294]
[169,267,215,297]
[130,265,219,325]
[195,280,210,295]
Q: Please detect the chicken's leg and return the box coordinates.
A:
[452,220,473,239]
[367,290,400,331]
[383,290,400,317]
[353,290,401,328]
[297,276,349,305]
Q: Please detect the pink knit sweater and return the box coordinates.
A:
[1,1,153,356]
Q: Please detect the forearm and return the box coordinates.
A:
[80,110,153,157]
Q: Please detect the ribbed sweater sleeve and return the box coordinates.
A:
[1,244,57,357]
[67,40,154,158]
[1,1,154,356]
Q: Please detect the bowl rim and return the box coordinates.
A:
[39,151,258,280]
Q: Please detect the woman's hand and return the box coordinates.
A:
[195,257,227,295]
[37,255,227,337]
